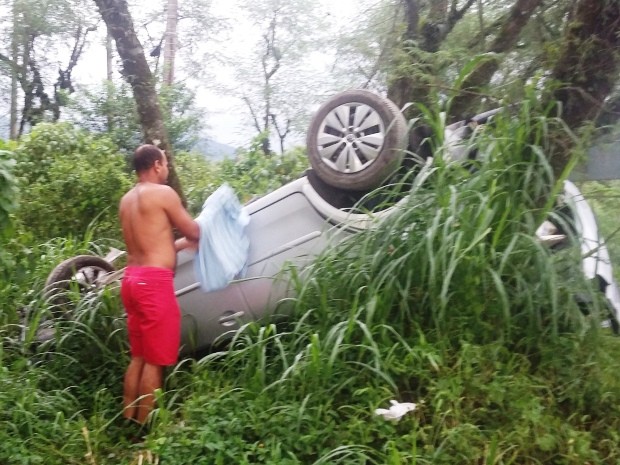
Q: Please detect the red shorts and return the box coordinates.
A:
[121,266,180,366]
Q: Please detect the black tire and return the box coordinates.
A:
[44,255,115,310]
[306,89,408,191]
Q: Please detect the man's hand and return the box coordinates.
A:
[175,237,199,252]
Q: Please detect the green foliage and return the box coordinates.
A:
[69,81,205,153]
[216,135,308,203]
[13,123,132,242]
[0,285,132,465]
[159,83,205,152]
[0,148,18,232]
[176,135,308,215]
[2,103,620,464]
[69,81,142,153]
[0,231,122,325]
[360,100,589,347]
[0,145,19,274]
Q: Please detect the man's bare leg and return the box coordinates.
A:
[123,356,145,421]
[135,362,164,424]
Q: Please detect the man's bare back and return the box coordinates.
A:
[120,183,179,269]
[119,148,199,270]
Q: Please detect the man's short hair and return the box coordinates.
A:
[133,144,164,172]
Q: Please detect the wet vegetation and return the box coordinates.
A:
[2,103,620,464]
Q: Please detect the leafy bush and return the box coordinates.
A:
[0,147,18,268]
[217,136,308,202]
[177,135,308,216]
[13,123,132,242]
[69,81,205,153]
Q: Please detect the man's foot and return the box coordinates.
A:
[110,415,147,444]
[128,431,147,445]
[127,423,147,445]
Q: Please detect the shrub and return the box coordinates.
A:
[0,147,18,264]
[176,135,308,216]
[13,123,132,242]
[217,136,308,203]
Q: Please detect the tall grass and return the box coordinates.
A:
[0,229,132,465]
[2,100,620,464]
[0,287,133,464]
[145,102,620,463]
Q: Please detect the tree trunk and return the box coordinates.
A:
[93,0,185,202]
[547,0,620,173]
[106,28,113,132]
[449,0,543,121]
[9,1,19,140]
[106,30,113,82]
[163,0,178,86]
[387,0,421,111]
[387,0,477,111]
[551,0,620,129]
[420,0,448,53]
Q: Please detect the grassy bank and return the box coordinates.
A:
[2,106,620,464]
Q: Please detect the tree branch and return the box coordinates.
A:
[243,95,263,133]
[270,113,290,154]
[449,0,544,121]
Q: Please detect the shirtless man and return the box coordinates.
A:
[119,144,200,425]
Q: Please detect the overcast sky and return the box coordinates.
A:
[71,0,363,149]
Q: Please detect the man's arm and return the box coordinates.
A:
[175,237,199,252]
[161,186,201,242]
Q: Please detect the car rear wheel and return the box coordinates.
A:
[44,255,115,310]
[306,89,408,191]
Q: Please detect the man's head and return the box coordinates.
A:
[133,144,169,183]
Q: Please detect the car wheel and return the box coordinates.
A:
[306,89,408,191]
[44,255,115,310]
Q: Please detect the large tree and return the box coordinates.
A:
[361,0,620,174]
[0,0,97,135]
[387,0,477,112]
[448,0,543,121]
[545,0,620,172]
[92,0,185,200]
[233,0,328,155]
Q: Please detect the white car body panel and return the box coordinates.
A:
[44,98,620,352]
[169,172,620,352]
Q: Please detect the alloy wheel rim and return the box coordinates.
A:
[316,102,385,173]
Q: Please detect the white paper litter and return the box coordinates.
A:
[374,400,417,422]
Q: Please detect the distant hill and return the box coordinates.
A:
[192,138,237,161]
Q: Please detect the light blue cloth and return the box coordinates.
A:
[193,184,250,292]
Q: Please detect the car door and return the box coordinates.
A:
[237,178,338,320]
[174,250,252,352]
[172,177,337,352]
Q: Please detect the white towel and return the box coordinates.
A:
[193,184,250,292]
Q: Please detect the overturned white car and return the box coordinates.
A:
[45,90,620,352]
